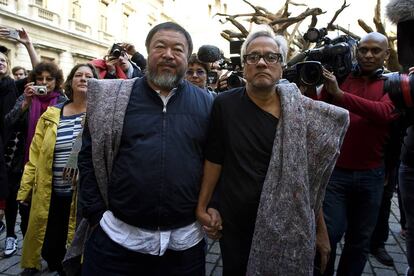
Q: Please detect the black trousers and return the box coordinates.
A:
[41,192,72,274]
[82,225,206,276]
[370,164,401,250]
[4,171,31,237]
[219,224,254,276]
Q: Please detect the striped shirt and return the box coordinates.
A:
[52,112,84,196]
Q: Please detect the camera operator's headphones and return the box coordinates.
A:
[352,64,385,79]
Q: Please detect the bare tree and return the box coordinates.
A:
[215,0,400,71]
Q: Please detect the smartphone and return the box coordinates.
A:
[8,29,19,39]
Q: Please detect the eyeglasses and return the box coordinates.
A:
[36,76,55,82]
[186,69,206,77]
[243,53,283,65]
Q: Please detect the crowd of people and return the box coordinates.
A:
[0,7,413,276]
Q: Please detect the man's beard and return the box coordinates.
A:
[146,65,185,91]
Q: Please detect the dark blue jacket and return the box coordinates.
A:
[80,77,213,230]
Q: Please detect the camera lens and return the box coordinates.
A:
[299,63,323,86]
[112,49,121,58]
[227,73,243,88]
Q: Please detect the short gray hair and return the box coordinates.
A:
[240,25,288,66]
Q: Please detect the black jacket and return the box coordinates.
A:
[79,78,214,230]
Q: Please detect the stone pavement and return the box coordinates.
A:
[0,194,409,275]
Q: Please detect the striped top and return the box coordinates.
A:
[52,112,85,196]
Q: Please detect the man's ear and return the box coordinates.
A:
[384,48,391,62]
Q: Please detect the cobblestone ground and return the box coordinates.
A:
[0,194,408,275]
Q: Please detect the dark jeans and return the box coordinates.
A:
[321,167,384,276]
[5,172,20,238]
[399,163,414,275]
[370,165,398,250]
[82,225,206,276]
[41,192,72,274]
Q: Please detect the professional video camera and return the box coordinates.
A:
[283,27,358,86]
[197,41,245,91]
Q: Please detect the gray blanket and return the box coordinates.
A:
[247,83,349,275]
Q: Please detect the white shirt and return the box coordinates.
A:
[100,211,204,256]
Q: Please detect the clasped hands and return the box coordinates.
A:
[196,207,223,240]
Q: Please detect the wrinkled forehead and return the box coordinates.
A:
[246,36,279,53]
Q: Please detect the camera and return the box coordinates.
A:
[215,58,244,92]
[283,29,358,86]
[216,43,245,92]
[109,43,124,59]
[33,85,48,96]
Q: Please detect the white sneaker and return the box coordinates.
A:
[4,236,17,257]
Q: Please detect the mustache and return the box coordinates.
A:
[158,61,176,67]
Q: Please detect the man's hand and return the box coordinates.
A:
[322,67,343,100]
[196,207,223,240]
[316,210,331,274]
[120,43,137,56]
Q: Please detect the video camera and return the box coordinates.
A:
[197,41,245,91]
[283,27,358,86]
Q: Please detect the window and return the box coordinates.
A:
[35,0,44,6]
[99,1,108,32]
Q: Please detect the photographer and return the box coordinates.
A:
[316,32,398,276]
[4,62,67,257]
[90,42,145,79]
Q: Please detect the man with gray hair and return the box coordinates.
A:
[78,21,213,275]
[196,25,349,275]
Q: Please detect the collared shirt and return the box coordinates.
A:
[100,211,204,255]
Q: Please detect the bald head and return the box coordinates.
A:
[361,32,389,48]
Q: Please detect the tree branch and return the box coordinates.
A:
[327,0,350,30]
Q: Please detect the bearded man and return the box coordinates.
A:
[78,22,213,275]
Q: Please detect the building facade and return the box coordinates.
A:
[0,0,234,76]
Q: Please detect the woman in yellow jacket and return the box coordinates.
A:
[17,63,98,276]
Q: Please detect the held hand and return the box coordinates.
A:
[316,222,331,274]
[196,207,223,240]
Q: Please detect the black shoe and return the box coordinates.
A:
[371,247,394,266]
[20,268,39,276]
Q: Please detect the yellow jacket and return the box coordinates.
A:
[17,105,77,270]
